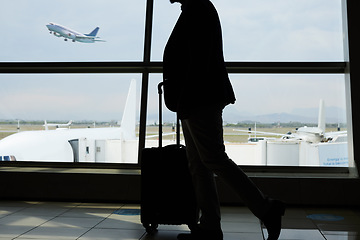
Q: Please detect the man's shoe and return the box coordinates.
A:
[262,199,286,240]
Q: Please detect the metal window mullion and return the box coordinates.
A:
[0,61,345,74]
[138,0,154,164]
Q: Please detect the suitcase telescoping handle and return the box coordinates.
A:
[157,82,181,148]
[157,82,163,147]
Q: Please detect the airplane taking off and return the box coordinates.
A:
[46,22,106,43]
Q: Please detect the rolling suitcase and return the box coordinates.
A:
[141,82,198,234]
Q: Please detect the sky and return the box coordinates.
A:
[0,0,348,124]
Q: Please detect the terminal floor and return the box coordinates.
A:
[0,201,359,240]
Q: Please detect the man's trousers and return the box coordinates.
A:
[181,107,270,231]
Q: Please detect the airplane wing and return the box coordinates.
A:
[323,131,347,142]
[75,35,106,42]
[325,131,347,135]
[324,131,347,138]
[93,38,106,42]
[74,35,94,40]
[233,129,292,137]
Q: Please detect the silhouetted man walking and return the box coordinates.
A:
[163,0,285,239]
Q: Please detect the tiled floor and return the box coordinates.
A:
[0,201,359,240]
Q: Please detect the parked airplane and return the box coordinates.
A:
[44,120,72,130]
[0,79,136,163]
[46,22,106,43]
[234,99,347,143]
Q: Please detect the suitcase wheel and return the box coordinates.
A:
[143,223,158,234]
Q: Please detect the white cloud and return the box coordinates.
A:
[0,74,141,121]
[229,74,346,117]
[0,0,348,122]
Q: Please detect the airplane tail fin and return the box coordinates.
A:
[318,99,326,132]
[85,27,99,37]
[120,79,137,141]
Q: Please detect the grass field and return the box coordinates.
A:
[1,124,342,143]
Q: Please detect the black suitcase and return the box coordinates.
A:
[140,82,198,234]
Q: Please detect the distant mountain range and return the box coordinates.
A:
[150,105,347,124]
[222,106,347,124]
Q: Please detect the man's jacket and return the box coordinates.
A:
[163,0,236,119]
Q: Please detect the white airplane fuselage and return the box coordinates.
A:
[292,126,324,143]
[46,23,104,43]
[0,128,122,162]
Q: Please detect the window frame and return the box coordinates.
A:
[0,0,358,178]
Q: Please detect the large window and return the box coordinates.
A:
[0,0,146,62]
[0,74,141,163]
[152,0,344,61]
[146,74,350,167]
[217,0,344,61]
[224,74,349,167]
[0,0,355,173]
